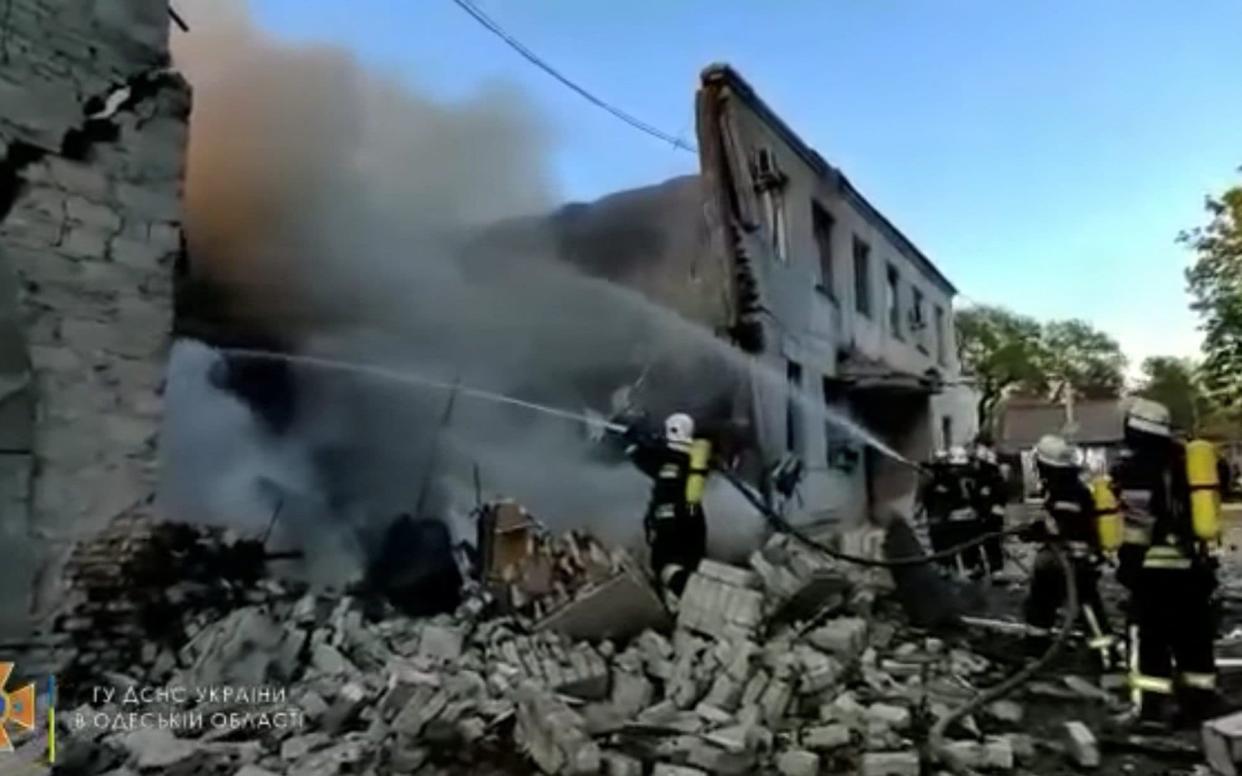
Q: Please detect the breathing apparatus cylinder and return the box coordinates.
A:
[1091,475,1123,552]
[686,439,712,505]
[1186,439,1221,542]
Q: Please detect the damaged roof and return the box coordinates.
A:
[700,64,958,298]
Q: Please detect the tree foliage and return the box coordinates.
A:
[956,307,1127,430]
[1183,177,1242,407]
[1134,356,1210,433]
[955,306,1046,429]
[1035,319,1127,400]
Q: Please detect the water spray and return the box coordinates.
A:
[219,348,922,471]
[221,348,628,434]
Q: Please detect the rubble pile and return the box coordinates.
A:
[43,513,302,691]
[52,520,1077,776]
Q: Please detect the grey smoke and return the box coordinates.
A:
[160,0,767,585]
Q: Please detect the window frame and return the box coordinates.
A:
[934,305,947,365]
[812,201,836,299]
[786,360,803,454]
[885,263,902,340]
[911,286,927,353]
[852,237,872,318]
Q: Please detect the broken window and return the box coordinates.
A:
[942,415,953,449]
[910,286,926,351]
[754,149,788,263]
[935,305,947,365]
[853,237,871,318]
[886,263,901,340]
[823,377,859,471]
[787,360,803,453]
[813,202,835,296]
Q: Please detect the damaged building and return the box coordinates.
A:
[493,65,977,528]
[0,1,190,637]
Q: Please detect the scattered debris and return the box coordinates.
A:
[37,509,1195,776]
[1064,720,1101,769]
[1204,711,1242,776]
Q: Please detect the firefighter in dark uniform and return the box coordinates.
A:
[1023,434,1113,663]
[624,412,711,602]
[970,435,1008,578]
[1113,398,1220,725]
[920,449,973,572]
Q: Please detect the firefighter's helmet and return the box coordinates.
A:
[1125,398,1172,439]
[664,413,695,444]
[1035,434,1076,468]
[948,446,970,466]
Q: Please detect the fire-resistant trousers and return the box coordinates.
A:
[1024,547,1108,634]
[647,508,706,596]
[1132,553,1217,721]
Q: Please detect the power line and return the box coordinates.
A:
[448,0,696,154]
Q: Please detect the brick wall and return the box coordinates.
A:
[0,0,189,633]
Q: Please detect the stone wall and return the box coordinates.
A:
[0,0,189,635]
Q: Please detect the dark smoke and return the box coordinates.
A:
[160,0,766,588]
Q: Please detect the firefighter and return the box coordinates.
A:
[1022,434,1113,663]
[946,446,987,575]
[623,412,711,601]
[1113,398,1220,725]
[970,435,1008,578]
[920,449,973,572]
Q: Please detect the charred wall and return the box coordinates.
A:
[0,0,189,635]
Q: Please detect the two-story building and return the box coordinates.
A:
[694,65,975,525]
[475,64,976,532]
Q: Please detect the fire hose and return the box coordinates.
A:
[713,465,1079,774]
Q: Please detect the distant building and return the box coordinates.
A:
[997,397,1127,496]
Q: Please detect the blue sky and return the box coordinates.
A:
[250,0,1242,371]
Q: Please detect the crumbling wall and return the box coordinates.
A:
[0,0,189,634]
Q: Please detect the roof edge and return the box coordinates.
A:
[699,64,957,297]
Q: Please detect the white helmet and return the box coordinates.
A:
[1126,397,1172,439]
[664,413,695,444]
[975,445,998,465]
[1035,434,1076,468]
[948,446,969,466]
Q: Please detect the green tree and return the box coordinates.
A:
[955,305,1046,430]
[1134,356,1211,433]
[1035,319,1127,400]
[1183,175,1242,406]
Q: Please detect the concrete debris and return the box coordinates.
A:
[985,699,1025,725]
[776,749,820,776]
[40,514,1146,776]
[677,564,765,640]
[808,617,869,658]
[941,736,1015,771]
[1203,711,1242,776]
[1063,721,1101,769]
[802,723,852,751]
[514,683,601,775]
[860,750,922,776]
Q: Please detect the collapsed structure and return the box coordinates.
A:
[0,1,189,638]
[25,515,1108,776]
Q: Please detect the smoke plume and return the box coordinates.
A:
[160,0,766,585]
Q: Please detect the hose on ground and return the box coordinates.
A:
[713,465,1078,775]
[928,543,1077,774]
[714,465,1028,568]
